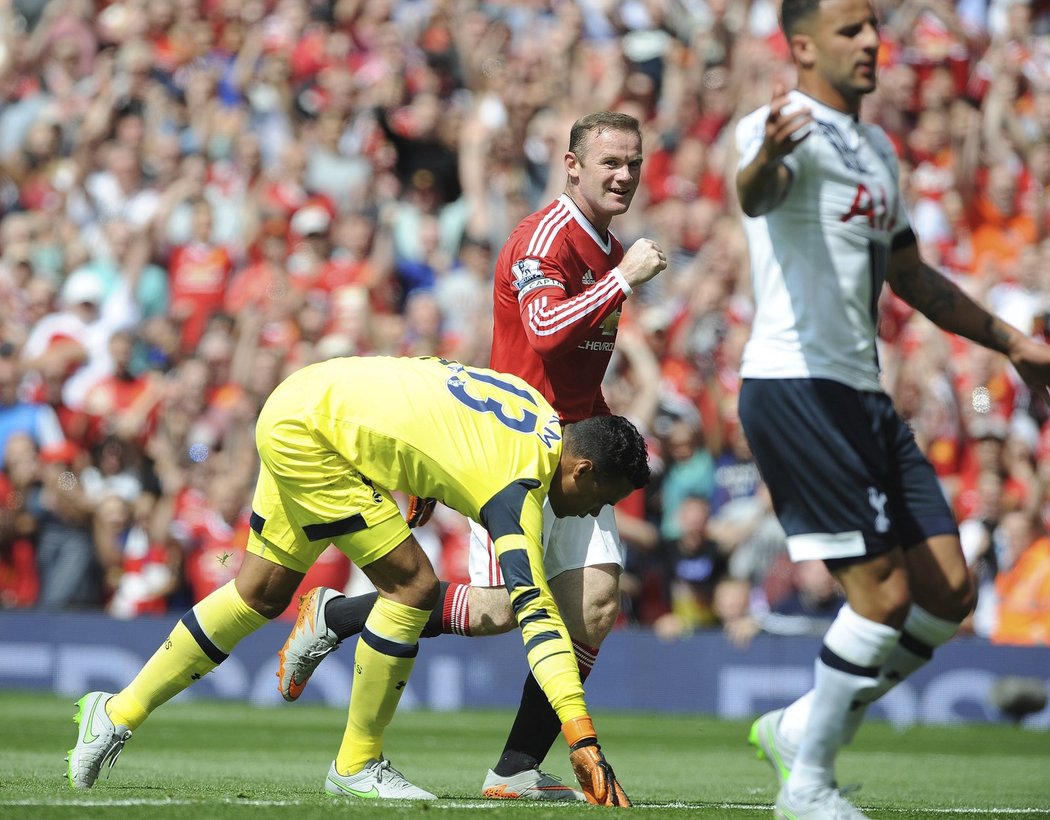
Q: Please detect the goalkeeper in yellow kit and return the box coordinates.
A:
[66,355,645,805]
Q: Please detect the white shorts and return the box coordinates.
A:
[468,497,623,587]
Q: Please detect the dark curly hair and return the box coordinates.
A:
[564,415,651,489]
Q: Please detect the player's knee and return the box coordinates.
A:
[245,590,295,620]
[935,570,976,624]
[854,583,911,628]
[411,571,441,613]
[580,588,620,644]
[467,586,516,635]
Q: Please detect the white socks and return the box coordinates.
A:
[790,605,900,794]
[840,604,959,743]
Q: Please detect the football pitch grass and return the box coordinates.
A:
[2,691,1048,819]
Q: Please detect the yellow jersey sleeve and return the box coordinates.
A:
[478,480,587,724]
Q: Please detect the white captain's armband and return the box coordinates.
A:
[512,258,564,299]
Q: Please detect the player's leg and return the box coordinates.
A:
[278,577,501,702]
[768,408,971,757]
[327,515,439,800]
[772,551,905,820]
[482,562,617,800]
[739,379,915,819]
[836,533,973,744]
[278,516,530,703]
[68,407,329,791]
[68,547,303,789]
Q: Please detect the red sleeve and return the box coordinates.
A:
[513,258,629,360]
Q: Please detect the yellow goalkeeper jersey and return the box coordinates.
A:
[260,355,586,722]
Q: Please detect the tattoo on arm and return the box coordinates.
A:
[982,316,1013,354]
[892,262,958,318]
[892,262,1014,354]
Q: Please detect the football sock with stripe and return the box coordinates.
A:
[841,604,959,744]
[789,605,899,796]
[106,580,268,730]
[336,596,429,775]
[779,604,960,749]
[492,640,597,777]
[325,582,468,640]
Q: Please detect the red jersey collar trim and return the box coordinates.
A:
[557,194,615,255]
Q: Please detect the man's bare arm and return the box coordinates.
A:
[887,241,1050,390]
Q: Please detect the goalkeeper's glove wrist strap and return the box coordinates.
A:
[562,716,598,751]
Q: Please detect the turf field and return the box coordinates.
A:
[2,691,1048,819]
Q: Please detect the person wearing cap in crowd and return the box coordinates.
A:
[21,266,139,411]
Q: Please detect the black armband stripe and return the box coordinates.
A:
[530,650,573,671]
[518,609,551,628]
[898,629,933,660]
[498,548,535,592]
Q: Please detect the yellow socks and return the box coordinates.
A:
[336,596,429,775]
[107,581,268,730]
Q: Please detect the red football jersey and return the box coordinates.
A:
[489,195,629,422]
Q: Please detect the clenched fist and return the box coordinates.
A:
[618,238,667,289]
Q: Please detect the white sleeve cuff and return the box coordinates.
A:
[609,267,632,296]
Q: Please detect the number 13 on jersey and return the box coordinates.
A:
[443,361,561,447]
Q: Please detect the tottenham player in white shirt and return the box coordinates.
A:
[735,1,1050,818]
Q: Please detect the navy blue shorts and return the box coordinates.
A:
[738,378,957,565]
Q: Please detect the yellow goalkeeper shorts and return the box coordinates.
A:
[246,395,411,575]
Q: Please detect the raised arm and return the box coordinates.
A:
[736,85,813,217]
[516,239,665,360]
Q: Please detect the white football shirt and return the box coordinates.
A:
[735,90,912,392]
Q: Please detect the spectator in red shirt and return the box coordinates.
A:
[81,330,162,448]
[166,198,235,353]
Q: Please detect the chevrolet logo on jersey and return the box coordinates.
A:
[512,257,564,299]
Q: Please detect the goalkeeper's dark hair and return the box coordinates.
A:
[564,416,651,489]
[568,112,641,160]
[781,0,824,36]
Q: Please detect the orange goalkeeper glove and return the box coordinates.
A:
[562,716,631,807]
[406,496,437,528]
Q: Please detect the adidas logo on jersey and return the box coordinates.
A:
[582,270,595,285]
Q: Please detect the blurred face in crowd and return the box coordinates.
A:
[0,357,20,406]
[190,200,214,242]
[108,145,142,193]
[4,432,38,488]
[790,0,880,114]
[109,331,135,376]
[25,120,60,164]
[677,496,712,553]
[564,126,643,233]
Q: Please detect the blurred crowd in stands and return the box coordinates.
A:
[1,0,1048,647]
